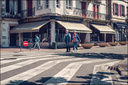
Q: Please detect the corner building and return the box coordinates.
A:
[1,0,126,48]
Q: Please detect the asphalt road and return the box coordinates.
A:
[0,45,127,85]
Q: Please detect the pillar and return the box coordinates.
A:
[85,33,90,43]
[50,20,56,43]
[104,33,106,42]
[19,33,21,46]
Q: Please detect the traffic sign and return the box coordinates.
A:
[23,41,28,47]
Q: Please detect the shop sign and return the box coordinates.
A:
[55,16,82,22]
[20,17,50,23]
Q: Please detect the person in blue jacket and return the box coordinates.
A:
[32,34,40,50]
[72,30,81,52]
[64,30,71,52]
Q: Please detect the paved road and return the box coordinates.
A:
[0,45,127,85]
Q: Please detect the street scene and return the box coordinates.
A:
[0,0,128,85]
[1,44,128,85]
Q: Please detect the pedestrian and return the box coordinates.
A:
[72,30,81,52]
[32,34,40,50]
[64,30,71,52]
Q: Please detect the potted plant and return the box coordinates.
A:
[81,43,94,49]
[119,41,127,45]
[97,43,108,47]
[108,42,118,46]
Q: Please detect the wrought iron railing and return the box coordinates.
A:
[21,7,35,18]
[73,8,110,20]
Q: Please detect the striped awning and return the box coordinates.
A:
[91,24,116,34]
[10,21,49,33]
[57,21,92,33]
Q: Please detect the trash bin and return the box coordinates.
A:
[52,42,57,49]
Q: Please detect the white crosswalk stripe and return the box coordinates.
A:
[1,57,91,85]
[44,59,111,85]
[1,54,57,65]
[1,56,76,73]
[0,53,120,85]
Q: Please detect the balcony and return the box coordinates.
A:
[2,11,22,19]
[21,7,35,18]
[2,7,35,18]
[73,8,110,20]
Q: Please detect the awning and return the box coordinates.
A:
[114,23,127,29]
[10,21,49,33]
[57,21,92,33]
[91,24,116,34]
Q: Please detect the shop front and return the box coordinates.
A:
[89,21,116,43]
[113,22,127,41]
[10,16,92,48]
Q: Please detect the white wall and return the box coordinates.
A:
[1,20,18,47]
[112,0,127,21]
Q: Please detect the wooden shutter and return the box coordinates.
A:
[113,3,115,15]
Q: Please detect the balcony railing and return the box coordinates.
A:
[21,7,35,18]
[2,11,22,18]
[73,8,110,20]
[2,7,35,18]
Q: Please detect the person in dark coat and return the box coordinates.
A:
[64,30,71,52]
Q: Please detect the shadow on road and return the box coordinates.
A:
[55,53,128,60]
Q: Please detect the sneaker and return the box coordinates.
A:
[72,50,74,53]
[76,50,79,52]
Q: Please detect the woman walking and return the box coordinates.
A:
[72,31,81,52]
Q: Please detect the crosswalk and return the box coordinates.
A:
[0,51,121,85]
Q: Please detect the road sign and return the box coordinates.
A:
[23,41,28,47]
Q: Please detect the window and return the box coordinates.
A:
[37,0,42,10]
[121,5,125,16]
[66,0,72,9]
[114,3,118,15]
[45,0,49,8]
[93,4,99,19]
[6,0,10,12]
[56,0,60,8]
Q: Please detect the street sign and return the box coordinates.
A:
[23,41,28,47]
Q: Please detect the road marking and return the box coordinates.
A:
[1,58,90,85]
[44,59,111,85]
[1,54,58,65]
[1,56,72,74]
[90,61,120,85]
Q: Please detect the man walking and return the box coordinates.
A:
[64,30,71,52]
[32,34,40,50]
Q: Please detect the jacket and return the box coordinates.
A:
[72,34,81,42]
[64,33,71,43]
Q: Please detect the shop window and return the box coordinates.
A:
[45,0,49,8]
[66,0,72,9]
[56,0,60,8]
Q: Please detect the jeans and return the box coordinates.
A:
[33,42,40,50]
[65,42,70,52]
[73,42,78,51]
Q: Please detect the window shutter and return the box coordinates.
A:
[124,6,125,16]
[120,5,121,16]
[113,3,115,15]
